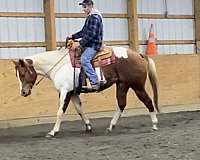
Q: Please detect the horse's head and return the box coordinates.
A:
[12,59,37,97]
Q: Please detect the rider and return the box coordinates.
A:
[69,0,103,91]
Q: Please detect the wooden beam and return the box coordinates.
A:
[43,0,56,51]
[104,41,130,46]
[194,0,200,53]
[127,0,139,51]
[0,12,45,18]
[138,14,194,19]
[0,42,46,48]
[139,40,195,45]
[56,13,128,18]
[57,41,130,47]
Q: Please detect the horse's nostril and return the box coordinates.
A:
[22,91,26,95]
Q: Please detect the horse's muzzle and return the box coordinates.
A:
[21,90,31,97]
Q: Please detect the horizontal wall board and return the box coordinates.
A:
[0,12,45,18]
[56,13,128,18]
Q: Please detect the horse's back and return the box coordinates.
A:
[103,47,148,85]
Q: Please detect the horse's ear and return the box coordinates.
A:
[25,59,33,67]
[19,59,25,67]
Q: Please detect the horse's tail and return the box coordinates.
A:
[143,55,159,113]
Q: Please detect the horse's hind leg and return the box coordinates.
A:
[71,94,92,132]
[46,90,73,138]
[133,87,158,130]
[107,83,129,132]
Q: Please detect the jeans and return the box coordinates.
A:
[81,47,99,85]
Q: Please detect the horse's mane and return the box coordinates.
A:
[26,48,70,66]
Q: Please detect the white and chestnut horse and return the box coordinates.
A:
[12,46,159,137]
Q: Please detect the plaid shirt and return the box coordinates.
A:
[72,13,103,51]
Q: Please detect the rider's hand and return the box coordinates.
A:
[71,41,80,50]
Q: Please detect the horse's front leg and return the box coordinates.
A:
[46,90,73,138]
[71,94,92,132]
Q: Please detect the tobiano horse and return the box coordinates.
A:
[12,44,159,137]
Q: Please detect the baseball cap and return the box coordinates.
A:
[79,0,94,6]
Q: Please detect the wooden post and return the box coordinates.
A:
[43,0,56,51]
[127,0,139,51]
[194,0,200,54]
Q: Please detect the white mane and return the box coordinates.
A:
[27,48,70,67]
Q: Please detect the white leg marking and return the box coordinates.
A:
[107,109,122,131]
[48,90,67,136]
[71,95,90,125]
[16,70,22,94]
[150,112,158,131]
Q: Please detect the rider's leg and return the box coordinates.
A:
[81,47,99,89]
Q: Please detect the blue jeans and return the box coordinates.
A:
[81,47,99,85]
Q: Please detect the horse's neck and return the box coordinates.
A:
[28,48,70,79]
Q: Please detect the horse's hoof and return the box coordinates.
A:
[152,126,158,131]
[45,133,54,138]
[85,124,92,133]
[105,128,112,135]
[45,131,58,138]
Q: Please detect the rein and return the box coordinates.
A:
[35,52,68,86]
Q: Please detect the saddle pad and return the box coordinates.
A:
[69,47,116,68]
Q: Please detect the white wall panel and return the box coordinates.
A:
[0,18,45,42]
[56,18,128,41]
[167,0,194,15]
[0,47,46,59]
[137,0,193,15]
[140,44,195,55]
[56,18,85,41]
[138,19,194,40]
[55,0,127,13]
[103,18,128,41]
[0,0,43,12]
[137,0,165,14]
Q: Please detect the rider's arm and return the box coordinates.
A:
[79,15,100,47]
[72,29,84,39]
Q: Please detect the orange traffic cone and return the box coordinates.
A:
[146,24,157,56]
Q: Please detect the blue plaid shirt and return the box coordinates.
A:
[72,12,103,51]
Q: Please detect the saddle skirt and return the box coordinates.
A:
[69,46,116,68]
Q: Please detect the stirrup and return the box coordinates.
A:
[91,83,100,91]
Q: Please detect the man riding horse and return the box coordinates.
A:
[12,0,159,137]
[68,0,103,91]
